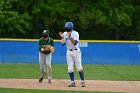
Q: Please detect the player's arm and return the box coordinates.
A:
[39,39,48,52]
[39,40,43,52]
[70,37,75,45]
[70,32,79,45]
[51,38,54,47]
[49,39,55,53]
[59,32,66,45]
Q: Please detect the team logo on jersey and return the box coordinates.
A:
[42,45,48,47]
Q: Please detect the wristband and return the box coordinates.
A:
[41,48,44,52]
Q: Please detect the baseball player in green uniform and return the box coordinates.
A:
[38,29,54,84]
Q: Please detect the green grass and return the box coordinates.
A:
[0,64,134,93]
[0,88,120,93]
[0,63,140,80]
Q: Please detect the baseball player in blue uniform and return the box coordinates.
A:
[59,22,85,87]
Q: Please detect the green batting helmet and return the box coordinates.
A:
[42,30,49,38]
[42,30,49,35]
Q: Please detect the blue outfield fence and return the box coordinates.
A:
[0,39,140,65]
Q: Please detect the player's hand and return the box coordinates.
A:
[49,45,55,53]
[59,32,64,38]
[67,31,71,38]
[41,46,50,52]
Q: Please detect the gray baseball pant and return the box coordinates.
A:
[39,52,52,80]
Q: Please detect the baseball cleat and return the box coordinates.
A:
[48,79,52,84]
[39,77,44,83]
[81,81,86,87]
[68,81,75,87]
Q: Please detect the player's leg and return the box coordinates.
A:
[67,50,75,87]
[46,53,52,84]
[39,52,46,83]
[74,50,86,87]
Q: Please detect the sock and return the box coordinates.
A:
[69,72,74,81]
[79,71,84,81]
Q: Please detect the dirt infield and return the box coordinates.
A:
[0,79,140,93]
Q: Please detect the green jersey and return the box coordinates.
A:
[39,37,54,54]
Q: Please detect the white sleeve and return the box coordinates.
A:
[72,32,79,41]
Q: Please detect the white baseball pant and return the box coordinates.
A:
[66,49,83,73]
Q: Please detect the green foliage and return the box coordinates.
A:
[133,0,140,39]
[0,0,32,38]
[0,0,140,40]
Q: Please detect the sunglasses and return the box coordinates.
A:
[67,30,71,32]
[65,27,72,32]
[42,34,48,38]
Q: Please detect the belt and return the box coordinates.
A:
[69,48,77,51]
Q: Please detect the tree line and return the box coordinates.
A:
[0,0,140,40]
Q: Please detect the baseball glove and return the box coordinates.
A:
[49,46,55,53]
[41,45,54,54]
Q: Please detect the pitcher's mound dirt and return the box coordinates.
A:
[0,79,140,93]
